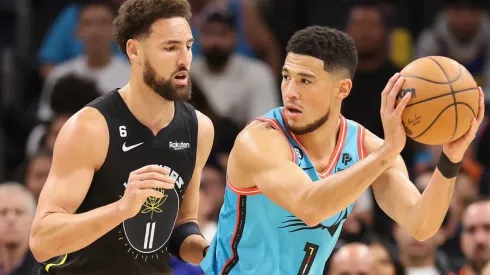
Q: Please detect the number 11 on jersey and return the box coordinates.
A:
[144,222,156,249]
[297,242,319,275]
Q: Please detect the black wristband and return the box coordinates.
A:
[203,245,210,257]
[436,152,462,179]
[168,222,204,262]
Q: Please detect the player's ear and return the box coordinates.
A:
[337,78,352,100]
[126,39,142,66]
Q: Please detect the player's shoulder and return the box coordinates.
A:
[232,120,291,160]
[63,107,108,136]
[53,107,109,168]
[194,110,215,151]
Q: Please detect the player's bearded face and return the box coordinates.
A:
[287,109,330,135]
[142,57,192,101]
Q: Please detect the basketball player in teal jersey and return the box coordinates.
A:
[200,26,486,275]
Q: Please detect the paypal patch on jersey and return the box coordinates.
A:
[201,107,366,275]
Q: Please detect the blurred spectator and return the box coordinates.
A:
[188,80,241,169]
[328,243,373,275]
[415,172,477,265]
[415,0,490,102]
[37,0,124,78]
[0,182,38,275]
[41,114,71,153]
[37,1,130,122]
[198,159,226,241]
[190,0,282,76]
[393,217,455,275]
[342,1,415,241]
[367,235,405,275]
[477,117,490,196]
[23,150,52,201]
[454,198,490,275]
[26,74,100,157]
[191,10,279,127]
[337,203,376,247]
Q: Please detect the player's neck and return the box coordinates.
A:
[0,243,27,274]
[119,81,175,135]
[294,115,341,161]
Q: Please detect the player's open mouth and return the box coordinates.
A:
[173,72,188,85]
[285,105,302,114]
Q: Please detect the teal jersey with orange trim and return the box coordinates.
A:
[201,107,367,275]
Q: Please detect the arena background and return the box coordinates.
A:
[0,0,490,274]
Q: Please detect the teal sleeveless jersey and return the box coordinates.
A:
[201,107,367,275]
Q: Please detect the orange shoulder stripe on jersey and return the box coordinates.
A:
[357,124,367,159]
[319,116,348,178]
[226,177,261,195]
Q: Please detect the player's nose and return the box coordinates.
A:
[283,84,299,100]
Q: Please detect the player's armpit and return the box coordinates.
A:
[227,122,316,224]
[30,107,123,262]
[172,111,214,264]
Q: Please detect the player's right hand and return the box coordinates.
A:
[380,73,412,155]
[117,165,175,219]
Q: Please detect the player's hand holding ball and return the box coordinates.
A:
[394,56,484,163]
[117,165,176,219]
[442,88,485,163]
[380,73,412,155]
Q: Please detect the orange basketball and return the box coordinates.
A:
[395,56,480,145]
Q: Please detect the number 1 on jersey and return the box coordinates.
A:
[144,222,156,249]
[297,242,319,275]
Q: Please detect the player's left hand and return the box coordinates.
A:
[442,87,485,163]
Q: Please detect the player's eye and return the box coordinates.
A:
[301,79,310,84]
[186,45,192,51]
[165,46,176,51]
[282,75,290,81]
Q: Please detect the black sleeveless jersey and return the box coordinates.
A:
[41,90,198,275]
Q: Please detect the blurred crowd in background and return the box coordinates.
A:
[1,0,490,274]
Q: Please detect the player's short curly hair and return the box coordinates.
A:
[113,0,192,57]
[286,26,358,79]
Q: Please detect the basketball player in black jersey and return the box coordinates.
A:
[29,0,214,274]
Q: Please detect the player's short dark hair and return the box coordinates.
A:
[113,0,192,57]
[286,26,358,79]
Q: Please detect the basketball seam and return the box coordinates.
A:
[405,87,479,108]
[401,65,463,84]
[427,57,459,142]
[412,102,473,139]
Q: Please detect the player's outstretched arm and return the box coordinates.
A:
[371,88,486,241]
[228,121,399,227]
[29,108,172,262]
[168,111,214,265]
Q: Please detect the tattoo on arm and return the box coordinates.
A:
[381,160,388,168]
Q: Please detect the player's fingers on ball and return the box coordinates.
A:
[395,92,411,116]
[381,74,399,111]
[476,89,485,124]
[387,77,405,110]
